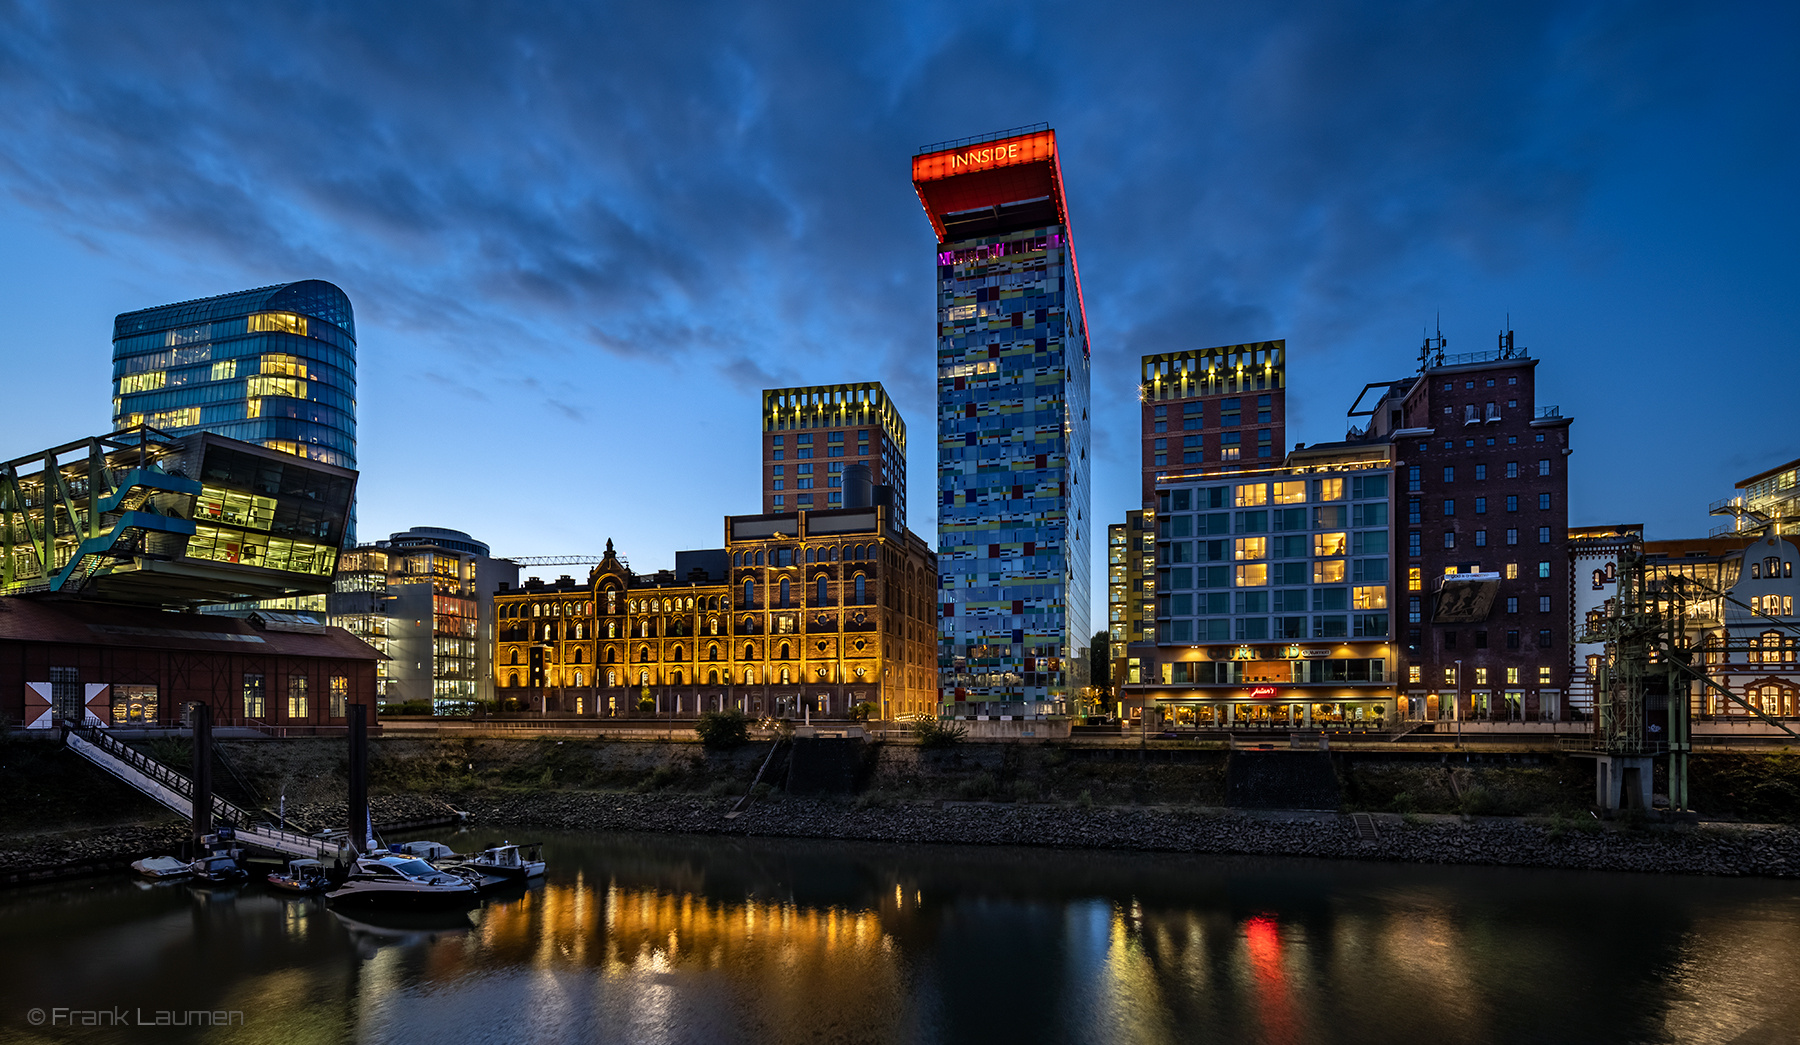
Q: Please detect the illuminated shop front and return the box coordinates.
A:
[1129,644,1395,729]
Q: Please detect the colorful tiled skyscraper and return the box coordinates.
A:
[912,125,1092,718]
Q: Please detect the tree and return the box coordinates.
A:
[694,709,750,748]
[1090,630,1111,692]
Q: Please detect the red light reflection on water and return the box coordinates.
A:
[1243,915,1300,1045]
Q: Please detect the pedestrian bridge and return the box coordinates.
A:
[63,727,348,862]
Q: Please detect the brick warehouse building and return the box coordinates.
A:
[1349,333,1574,722]
[2,599,378,730]
[494,505,938,721]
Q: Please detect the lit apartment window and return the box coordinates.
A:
[1539,666,1552,684]
[1408,567,1422,591]
[1408,665,1422,683]
[1507,667,1521,683]
[1505,563,1518,579]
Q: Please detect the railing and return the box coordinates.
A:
[917,122,1050,156]
[66,728,335,859]
[1533,405,1561,420]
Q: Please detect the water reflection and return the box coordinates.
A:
[1,832,1798,1044]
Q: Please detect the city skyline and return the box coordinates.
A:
[1,3,1796,637]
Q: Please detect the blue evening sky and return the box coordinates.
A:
[1,1,1794,631]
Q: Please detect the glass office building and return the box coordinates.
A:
[112,280,357,542]
[912,126,1092,717]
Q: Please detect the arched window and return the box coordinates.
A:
[744,578,755,605]
[780,577,791,608]
[507,672,518,687]
[708,617,719,635]
[755,550,764,566]
[744,642,756,660]
[672,670,684,686]
[708,669,719,685]
[708,644,720,661]
[817,575,829,606]
[573,649,585,664]
[672,645,685,662]
[607,621,617,638]
[606,647,617,663]
[855,574,866,605]
[779,642,791,661]
[574,671,585,687]
[639,646,651,663]
[640,671,649,686]
[533,604,541,617]
[745,668,756,685]
[732,552,741,567]
[806,547,816,563]
[607,670,617,687]
[780,667,791,684]
[510,649,521,665]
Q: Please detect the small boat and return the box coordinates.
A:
[191,850,248,885]
[131,855,192,880]
[326,854,478,908]
[453,842,545,881]
[266,858,329,895]
[391,840,458,862]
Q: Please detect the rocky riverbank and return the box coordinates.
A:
[4,789,1796,884]
[458,790,1800,879]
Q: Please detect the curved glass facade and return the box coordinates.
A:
[112,280,357,541]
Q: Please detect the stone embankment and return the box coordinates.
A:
[462,791,1800,879]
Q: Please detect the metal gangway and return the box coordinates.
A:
[63,727,348,862]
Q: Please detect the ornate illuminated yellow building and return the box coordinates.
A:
[495,506,938,719]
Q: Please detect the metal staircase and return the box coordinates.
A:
[63,727,346,861]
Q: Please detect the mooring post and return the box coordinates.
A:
[347,703,369,854]
[192,702,213,844]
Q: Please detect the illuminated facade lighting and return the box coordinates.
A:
[913,124,1091,718]
[111,280,359,545]
[761,382,907,528]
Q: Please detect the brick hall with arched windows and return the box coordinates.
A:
[493,507,937,721]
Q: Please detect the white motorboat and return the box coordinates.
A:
[453,842,545,881]
[391,840,458,862]
[326,854,478,908]
[131,855,192,880]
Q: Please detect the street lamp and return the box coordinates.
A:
[1454,658,1463,750]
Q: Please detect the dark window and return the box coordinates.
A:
[1539,493,1551,510]
[1475,632,1488,648]
[1506,630,1521,649]
[1538,629,1553,648]
[1444,631,1457,649]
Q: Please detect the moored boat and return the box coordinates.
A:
[131,855,192,880]
[326,854,478,908]
[452,842,545,881]
[266,858,329,895]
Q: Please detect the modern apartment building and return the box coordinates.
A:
[328,527,519,711]
[761,382,907,527]
[1350,333,1574,722]
[1121,443,1396,728]
[1106,510,1155,712]
[1139,341,1288,506]
[912,124,1092,717]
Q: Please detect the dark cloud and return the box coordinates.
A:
[0,0,1795,555]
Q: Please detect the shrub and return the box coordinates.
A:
[1389,790,1417,814]
[1076,789,1094,809]
[1459,785,1496,817]
[911,718,967,749]
[848,701,878,723]
[637,695,656,713]
[694,709,750,749]
[646,764,679,790]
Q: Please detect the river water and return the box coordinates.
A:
[1,829,1797,1045]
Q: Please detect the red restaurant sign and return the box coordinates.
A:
[1249,686,1279,698]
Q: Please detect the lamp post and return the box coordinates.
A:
[1454,658,1463,750]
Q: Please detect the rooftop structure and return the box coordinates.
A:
[1139,341,1288,503]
